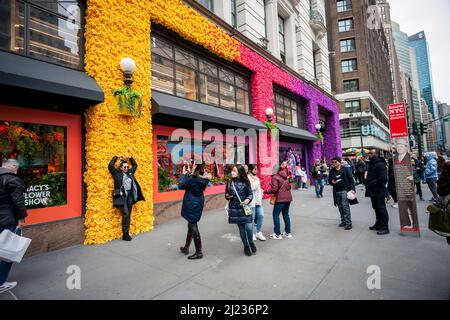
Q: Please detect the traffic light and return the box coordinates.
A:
[420,123,428,135]
[412,122,418,135]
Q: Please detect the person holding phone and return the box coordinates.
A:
[179,163,211,260]
[108,155,145,241]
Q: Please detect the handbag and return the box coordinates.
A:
[112,186,126,207]
[232,181,252,216]
[0,228,32,263]
[427,201,450,236]
[270,178,289,205]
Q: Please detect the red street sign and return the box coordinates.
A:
[388,103,408,138]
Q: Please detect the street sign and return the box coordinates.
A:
[388,103,408,138]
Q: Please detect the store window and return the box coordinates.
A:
[341,59,357,72]
[338,18,353,32]
[337,0,352,13]
[1,105,82,225]
[0,0,84,69]
[156,134,249,193]
[340,38,356,52]
[151,33,251,114]
[273,90,306,129]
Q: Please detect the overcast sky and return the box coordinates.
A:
[388,0,450,104]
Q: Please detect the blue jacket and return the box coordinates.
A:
[424,153,438,179]
[225,178,253,225]
[179,174,210,224]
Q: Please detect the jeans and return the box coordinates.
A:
[371,195,389,230]
[252,205,264,233]
[426,178,438,200]
[415,182,423,198]
[120,194,133,234]
[237,223,254,247]
[0,226,16,286]
[272,202,291,235]
[314,179,324,197]
[335,191,352,226]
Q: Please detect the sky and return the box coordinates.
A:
[388,0,450,104]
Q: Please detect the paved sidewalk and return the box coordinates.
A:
[1,185,450,300]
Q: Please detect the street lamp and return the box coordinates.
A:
[120,57,137,87]
[349,107,370,156]
[265,107,274,121]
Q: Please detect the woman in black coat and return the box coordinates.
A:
[225,164,254,256]
[108,155,145,241]
[179,163,211,260]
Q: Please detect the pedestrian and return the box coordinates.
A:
[312,159,325,198]
[329,156,355,230]
[264,161,293,240]
[387,158,398,208]
[365,149,390,235]
[179,163,211,260]
[356,156,367,185]
[225,164,255,256]
[0,159,28,294]
[436,162,450,245]
[412,154,424,201]
[300,167,308,189]
[247,164,266,241]
[421,155,427,183]
[321,159,329,185]
[108,155,145,241]
[294,165,302,190]
[437,153,446,176]
[424,152,439,202]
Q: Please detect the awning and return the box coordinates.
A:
[0,51,104,104]
[152,90,266,130]
[277,123,317,141]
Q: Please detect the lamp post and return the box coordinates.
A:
[349,107,370,156]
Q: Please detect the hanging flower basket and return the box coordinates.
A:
[264,121,279,136]
[112,86,142,117]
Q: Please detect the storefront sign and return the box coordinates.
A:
[388,103,420,237]
[24,185,51,207]
[361,124,388,142]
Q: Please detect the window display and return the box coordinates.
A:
[0,120,67,209]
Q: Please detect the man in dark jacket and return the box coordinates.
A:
[366,149,390,235]
[329,156,355,230]
[0,159,28,293]
[109,155,145,241]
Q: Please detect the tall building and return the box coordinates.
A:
[437,101,450,154]
[210,0,332,93]
[421,99,437,152]
[325,0,393,155]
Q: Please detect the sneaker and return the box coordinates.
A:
[252,233,257,241]
[369,224,381,231]
[391,203,398,208]
[344,225,353,230]
[339,223,346,227]
[282,232,293,239]
[377,229,390,235]
[250,243,257,253]
[0,281,17,294]
[122,233,132,241]
[269,233,282,240]
[256,232,266,241]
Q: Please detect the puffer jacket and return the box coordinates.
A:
[248,174,263,207]
[424,152,438,179]
[179,173,211,224]
[264,169,293,203]
[225,178,253,225]
[0,168,28,227]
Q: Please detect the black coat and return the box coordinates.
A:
[329,166,355,206]
[0,168,28,227]
[225,178,253,225]
[365,157,388,197]
[108,157,145,206]
[179,174,210,224]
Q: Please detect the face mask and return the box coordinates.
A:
[231,172,238,178]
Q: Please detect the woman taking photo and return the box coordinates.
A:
[247,164,266,241]
[179,163,211,260]
[264,161,293,240]
[225,164,255,256]
[108,155,145,241]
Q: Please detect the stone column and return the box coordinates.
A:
[265,0,280,59]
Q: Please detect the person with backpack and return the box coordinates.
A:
[179,163,211,260]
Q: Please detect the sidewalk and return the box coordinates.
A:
[2,185,450,300]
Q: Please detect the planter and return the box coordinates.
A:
[110,94,141,117]
[111,86,142,117]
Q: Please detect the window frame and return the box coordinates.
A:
[278,15,286,64]
[0,0,85,70]
[338,18,354,32]
[340,38,356,52]
[341,58,358,73]
[343,79,359,93]
[151,31,252,115]
[273,87,307,129]
[344,100,361,113]
[337,0,352,13]
[231,0,237,28]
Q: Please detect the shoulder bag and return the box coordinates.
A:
[232,181,252,216]
[270,177,288,205]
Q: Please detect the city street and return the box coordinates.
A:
[1,184,449,300]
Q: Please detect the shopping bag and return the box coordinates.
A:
[0,228,32,263]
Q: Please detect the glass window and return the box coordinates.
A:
[151,34,251,114]
[0,120,67,209]
[197,0,214,11]
[340,38,356,52]
[337,0,352,12]
[231,0,237,28]
[338,18,353,32]
[343,79,359,92]
[278,16,286,63]
[341,59,357,72]
[273,90,306,128]
[0,0,83,69]
[345,100,360,113]
[175,63,197,100]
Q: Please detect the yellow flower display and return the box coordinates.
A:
[83,0,240,244]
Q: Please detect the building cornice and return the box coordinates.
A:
[183,0,338,103]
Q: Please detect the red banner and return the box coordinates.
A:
[388,103,408,138]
